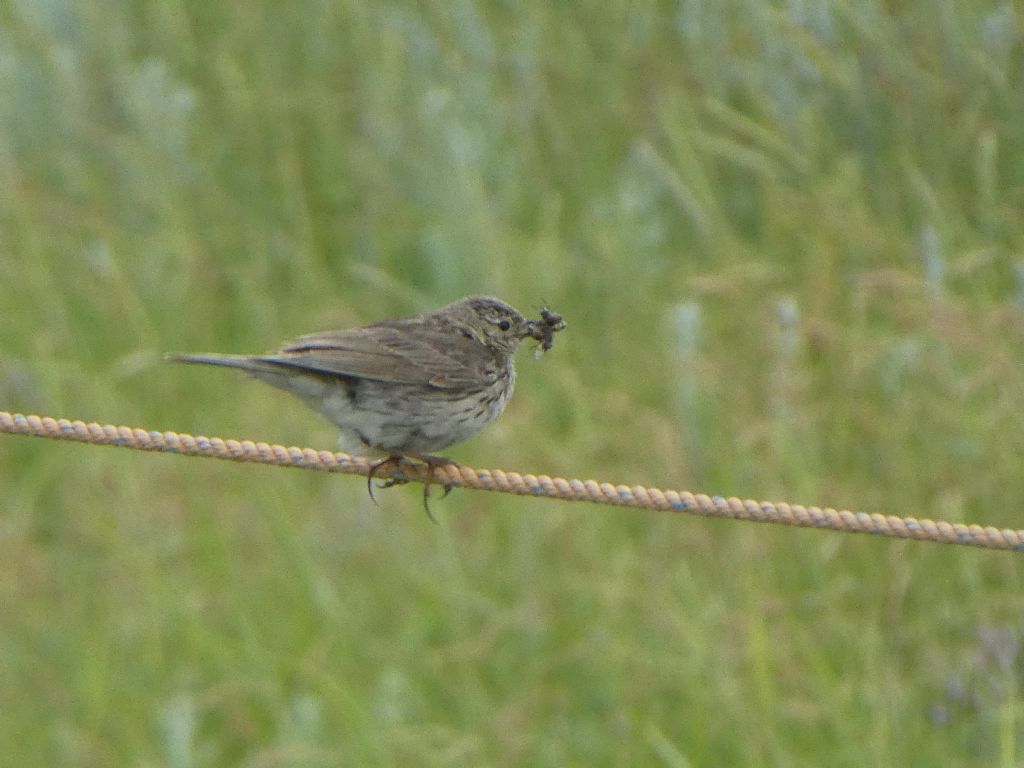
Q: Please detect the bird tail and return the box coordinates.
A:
[165,352,273,374]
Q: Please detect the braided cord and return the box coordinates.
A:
[2,411,1021,552]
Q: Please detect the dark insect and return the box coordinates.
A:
[527,306,567,358]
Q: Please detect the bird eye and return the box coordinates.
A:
[497,319,511,331]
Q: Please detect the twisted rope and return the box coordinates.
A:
[2,411,1021,552]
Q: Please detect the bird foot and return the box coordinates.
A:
[366,454,457,522]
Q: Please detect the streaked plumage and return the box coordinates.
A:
[168,296,551,457]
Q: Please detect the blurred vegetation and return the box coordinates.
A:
[2,0,1024,765]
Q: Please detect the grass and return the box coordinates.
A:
[2,0,1024,764]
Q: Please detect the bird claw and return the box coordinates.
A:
[366,455,410,505]
[418,455,457,523]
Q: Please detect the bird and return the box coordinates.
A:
[168,295,565,512]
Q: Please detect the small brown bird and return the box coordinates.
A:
[168,296,564,508]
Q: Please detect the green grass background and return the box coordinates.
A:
[2,1,1024,765]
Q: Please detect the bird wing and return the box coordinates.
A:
[255,321,499,389]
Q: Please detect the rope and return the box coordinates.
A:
[2,411,1021,552]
